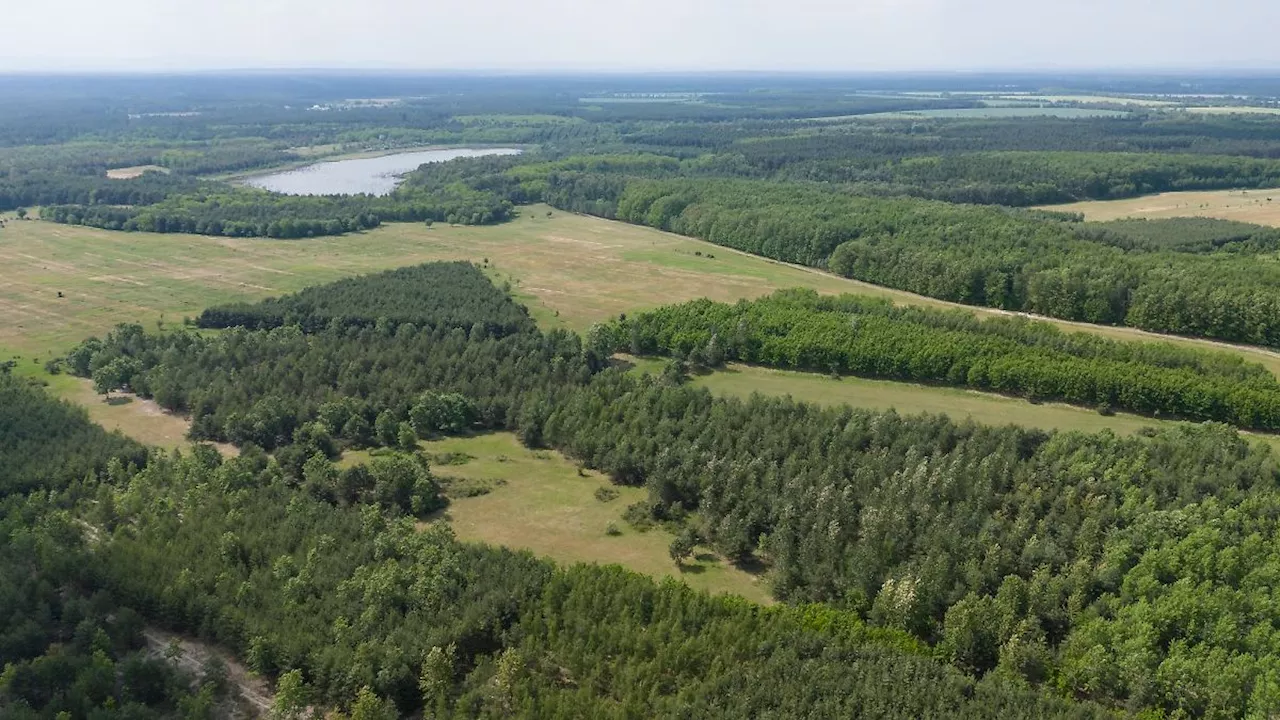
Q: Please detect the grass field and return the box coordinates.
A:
[1044,188,1280,227]
[342,433,771,603]
[0,207,863,360]
[57,375,237,456]
[4,357,237,455]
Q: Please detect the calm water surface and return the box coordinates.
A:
[243,147,522,196]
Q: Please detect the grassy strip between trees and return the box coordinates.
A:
[595,289,1280,431]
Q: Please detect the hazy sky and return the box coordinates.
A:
[2,0,1277,72]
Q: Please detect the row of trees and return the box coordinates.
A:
[596,290,1280,428]
[43,178,516,238]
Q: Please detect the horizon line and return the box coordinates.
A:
[3,66,1280,78]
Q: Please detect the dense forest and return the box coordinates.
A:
[1,349,1109,719]
[0,492,229,719]
[0,375,223,718]
[51,264,1280,717]
[95,449,1105,718]
[597,289,1280,428]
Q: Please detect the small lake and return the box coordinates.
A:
[243,147,522,196]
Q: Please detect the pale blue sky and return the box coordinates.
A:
[2,0,1277,72]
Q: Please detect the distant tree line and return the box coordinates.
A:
[43,178,514,238]
[1076,216,1280,253]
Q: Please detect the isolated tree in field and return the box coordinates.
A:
[669,527,698,566]
[15,208,26,219]
[92,356,139,396]
[703,333,725,367]
[660,359,688,386]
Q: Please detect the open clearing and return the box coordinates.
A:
[105,165,170,179]
[52,374,237,456]
[1044,188,1280,226]
[144,627,271,718]
[342,433,771,603]
[9,360,237,455]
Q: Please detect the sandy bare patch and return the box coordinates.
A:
[144,627,270,717]
[63,378,238,457]
[106,165,170,180]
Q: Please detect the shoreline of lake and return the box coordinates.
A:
[239,146,523,196]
